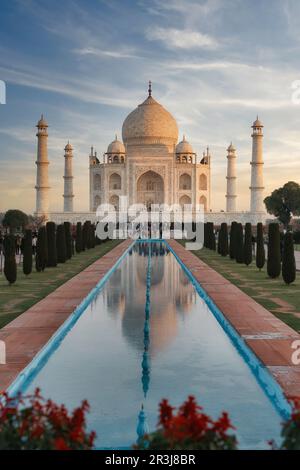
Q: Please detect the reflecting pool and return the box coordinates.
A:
[26,242,283,449]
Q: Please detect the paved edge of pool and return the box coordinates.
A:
[0,240,133,393]
[168,240,300,404]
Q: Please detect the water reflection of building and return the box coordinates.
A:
[103,242,196,355]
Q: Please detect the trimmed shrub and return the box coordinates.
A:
[207,223,216,250]
[64,222,72,260]
[267,223,281,278]
[219,223,228,256]
[229,221,237,260]
[35,226,48,272]
[91,224,96,248]
[75,222,82,253]
[244,223,253,266]
[282,232,296,285]
[71,226,75,256]
[56,224,66,264]
[87,222,92,249]
[256,222,265,271]
[46,222,57,267]
[235,223,244,264]
[217,229,221,254]
[204,223,208,248]
[82,221,88,251]
[23,229,32,276]
[3,235,17,285]
[293,230,300,244]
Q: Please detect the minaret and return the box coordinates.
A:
[63,142,74,212]
[226,143,237,212]
[250,117,265,212]
[35,115,50,219]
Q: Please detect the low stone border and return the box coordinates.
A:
[168,240,300,400]
[0,240,132,392]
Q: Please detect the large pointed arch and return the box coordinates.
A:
[137,170,164,208]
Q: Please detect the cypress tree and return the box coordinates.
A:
[219,222,228,256]
[85,221,90,249]
[204,223,208,248]
[4,234,17,285]
[236,223,244,263]
[217,228,221,254]
[56,224,67,264]
[256,222,265,271]
[267,223,281,278]
[206,222,211,249]
[64,221,72,260]
[71,225,75,256]
[91,224,96,248]
[23,229,32,276]
[46,222,57,267]
[229,221,237,259]
[207,222,216,250]
[244,223,253,266]
[82,221,88,251]
[85,221,93,249]
[87,222,92,249]
[35,226,47,272]
[282,232,296,285]
[75,222,82,253]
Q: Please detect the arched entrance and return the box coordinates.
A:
[137,171,164,209]
[179,195,191,209]
[110,195,119,210]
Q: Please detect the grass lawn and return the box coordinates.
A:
[0,240,121,329]
[183,244,300,333]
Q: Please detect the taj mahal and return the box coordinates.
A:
[34,82,267,225]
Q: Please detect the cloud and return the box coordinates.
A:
[0,64,135,109]
[146,27,218,49]
[73,47,142,60]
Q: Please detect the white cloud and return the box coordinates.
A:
[73,47,141,60]
[146,27,218,49]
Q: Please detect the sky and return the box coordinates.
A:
[1,0,300,213]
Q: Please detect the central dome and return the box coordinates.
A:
[122,91,178,146]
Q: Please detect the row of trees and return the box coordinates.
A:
[3,221,105,285]
[204,221,296,285]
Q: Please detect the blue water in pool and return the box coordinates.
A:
[26,241,283,449]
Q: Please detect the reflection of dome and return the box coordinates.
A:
[176,135,194,154]
[136,255,164,286]
[107,135,125,154]
[122,87,178,146]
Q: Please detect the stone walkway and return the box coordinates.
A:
[0,240,132,392]
[168,240,300,400]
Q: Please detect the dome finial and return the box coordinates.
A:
[148,80,152,97]
[115,133,118,140]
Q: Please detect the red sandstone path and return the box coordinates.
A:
[168,240,300,400]
[0,240,132,392]
[1,238,300,401]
